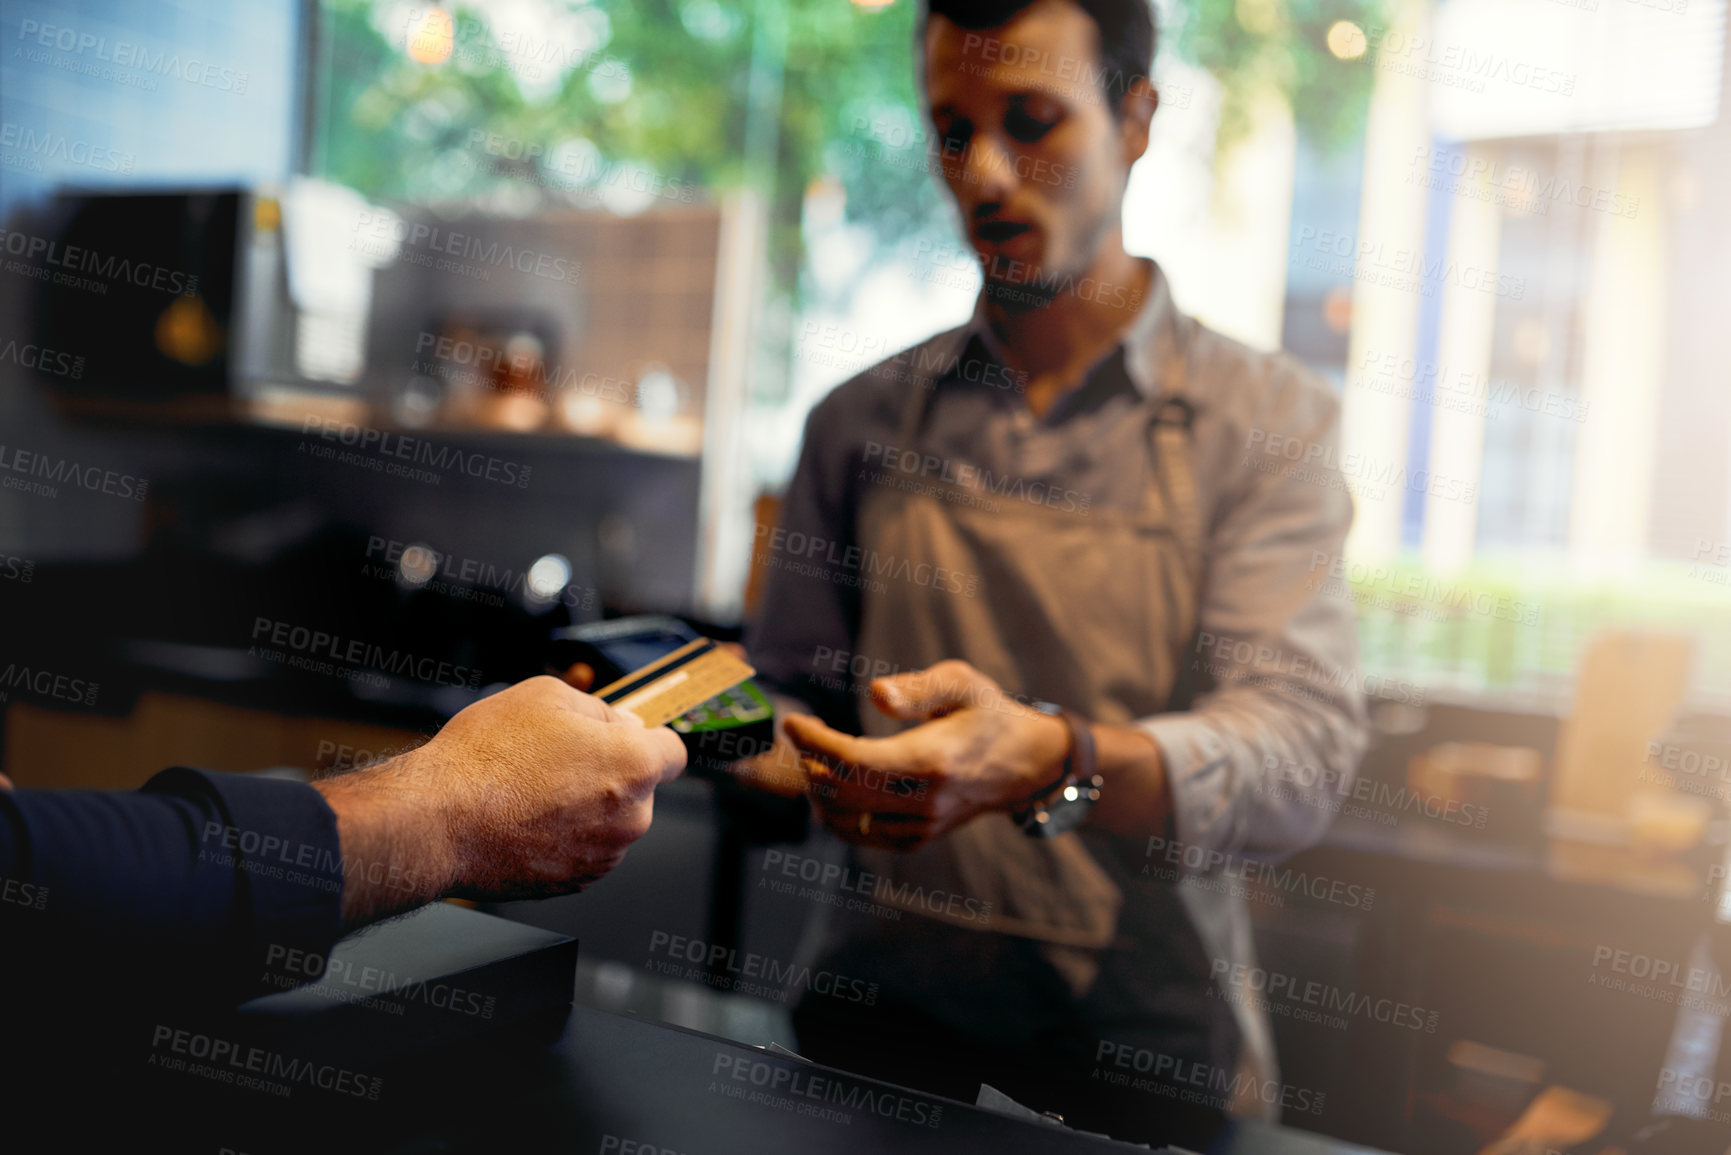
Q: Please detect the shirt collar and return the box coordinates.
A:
[961,258,1190,405]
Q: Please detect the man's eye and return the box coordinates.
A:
[938,124,971,156]
[1004,106,1056,143]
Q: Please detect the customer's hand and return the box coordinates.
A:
[314,675,687,926]
[557,645,807,797]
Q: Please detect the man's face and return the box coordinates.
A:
[923,0,1152,306]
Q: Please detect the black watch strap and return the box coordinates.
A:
[1014,706,1099,834]
[1062,708,1097,786]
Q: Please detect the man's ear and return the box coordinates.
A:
[1119,74,1158,167]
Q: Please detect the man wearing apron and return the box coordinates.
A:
[744,0,1366,1144]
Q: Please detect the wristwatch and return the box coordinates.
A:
[1012,701,1102,839]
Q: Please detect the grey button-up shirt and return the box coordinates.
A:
[750,260,1368,869]
[747,261,1368,1112]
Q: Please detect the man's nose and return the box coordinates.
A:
[960,132,1016,205]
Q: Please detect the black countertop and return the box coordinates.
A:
[347,1002,1397,1155]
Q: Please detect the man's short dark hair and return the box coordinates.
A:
[922,0,1157,114]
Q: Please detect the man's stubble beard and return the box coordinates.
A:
[975,193,1120,314]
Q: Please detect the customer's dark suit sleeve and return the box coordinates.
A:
[0,768,345,1002]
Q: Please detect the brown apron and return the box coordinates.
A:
[851,358,1201,989]
[802,312,1280,1116]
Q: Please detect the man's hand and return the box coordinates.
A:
[557,644,809,798]
[314,676,686,927]
[783,660,1069,852]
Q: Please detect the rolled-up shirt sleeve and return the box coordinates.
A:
[1139,373,1369,864]
[0,768,344,1001]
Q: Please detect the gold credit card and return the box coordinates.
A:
[595,638,756,727]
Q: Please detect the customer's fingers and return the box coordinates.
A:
[637,721,689,785]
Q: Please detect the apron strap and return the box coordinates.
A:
[1145,314,1208,714]
[1150,378,1203,594]
[892,319,1204,591]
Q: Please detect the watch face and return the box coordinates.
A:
[1028,798,1092,838]
[1025,777,1103,839]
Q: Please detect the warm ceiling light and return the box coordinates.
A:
[1327,20,1367,60]
[398,544,439,586]
[851,0,896,9]
[407,8,455,65]
[155,295,223,366]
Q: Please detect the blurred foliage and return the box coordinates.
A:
[1170,0,1392,153]
[312,0,1392,400]
[313,0,934,297]
[1352,558,1731,707]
